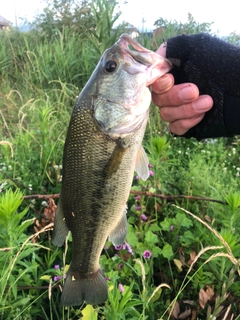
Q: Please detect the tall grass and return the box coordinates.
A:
[0,18,240,319]
[0,29,98,94]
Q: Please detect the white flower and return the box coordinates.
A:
[0,181,7,192]
[41,201,48,207]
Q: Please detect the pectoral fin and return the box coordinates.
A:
[108,206,128,246]
[104,140,128,178]
[52,196,69,247]
[135,145,149,181]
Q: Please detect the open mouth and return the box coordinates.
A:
[117,33,154,66]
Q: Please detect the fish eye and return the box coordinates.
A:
[104,60,118,73]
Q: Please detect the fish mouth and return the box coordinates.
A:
[116,33,155,66]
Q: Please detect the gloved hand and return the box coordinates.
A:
[154,33,240,140]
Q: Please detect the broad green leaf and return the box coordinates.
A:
[145,230,158,244]
[148,224,161,232]
[161,244,174,260]
[151,246,162,257]
[82,304,98,320]
[181,230,198,245]
[160,218,173,231]
[126,225,139,247]
[176,212,193,228]
[148,187,157,193]
[134,261,149,277]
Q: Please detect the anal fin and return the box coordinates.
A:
[52,196,69,247]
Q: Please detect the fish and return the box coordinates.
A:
[52,33,172,306]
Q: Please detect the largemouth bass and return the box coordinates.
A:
[53,34,172,306]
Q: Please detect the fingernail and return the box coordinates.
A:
[192,96,213,112]
[152,75,172,93]
[179,86,196,101]
[160,75,172,88]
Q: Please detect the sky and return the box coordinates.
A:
[1,0,240,36]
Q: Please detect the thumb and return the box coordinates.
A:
[156,43,167,57]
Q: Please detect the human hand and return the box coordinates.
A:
[151,33,240,139]
[152,43,213,136]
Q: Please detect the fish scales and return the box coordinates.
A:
[52,33,172,306]
[63,101,142,270]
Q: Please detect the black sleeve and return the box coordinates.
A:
[166,33,240,140]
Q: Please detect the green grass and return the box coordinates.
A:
[0,19,240,320]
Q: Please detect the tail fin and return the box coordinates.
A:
[60,266,108,306]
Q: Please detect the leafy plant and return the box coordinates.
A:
[89,0,126,55]
[0,189,52,319]
[0,4,240,318]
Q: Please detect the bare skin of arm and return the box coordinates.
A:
[152,44,213,136]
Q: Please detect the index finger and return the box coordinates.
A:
[152,83,199,107]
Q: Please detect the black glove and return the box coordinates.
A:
[166,33,240,140]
